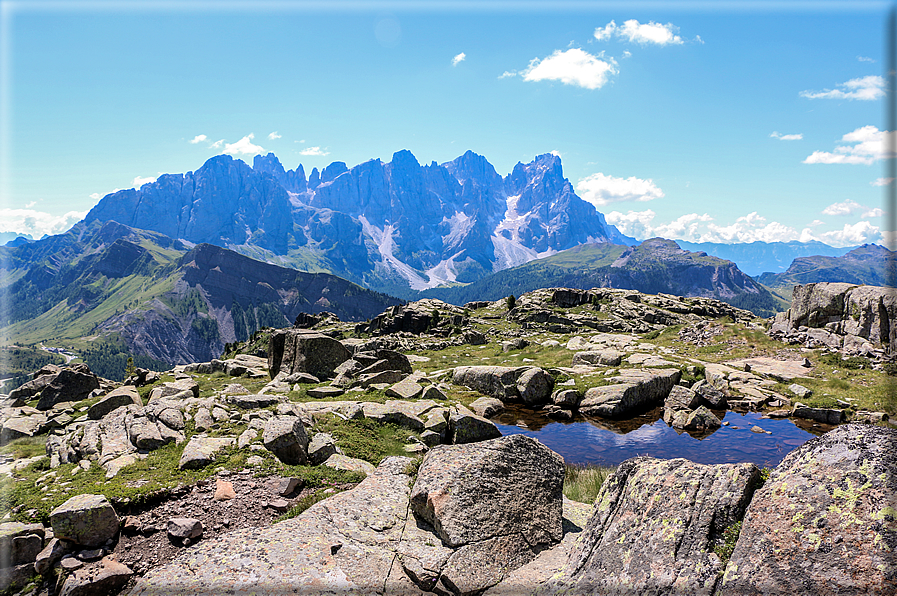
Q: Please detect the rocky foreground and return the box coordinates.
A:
[0,282,894,595]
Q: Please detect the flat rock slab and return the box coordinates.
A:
[542,457,760,596]
[224,394,284,409]
[724,357,811,381]
[178,435,235,470]
[580,368,681,418]
[322,453,376,476]
[720,424,897,595]
[130,457,414,595]
[306,386,344,399]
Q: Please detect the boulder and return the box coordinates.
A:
[167,518,203,541]
[450,411,502,444]
[307,433,338,465]
[548,457,760,596]
[50,494,120,548]
[36,366,100,411]
[322,453,375,476]
[58,557,133,596]
[34,537,74,574]
[0,416,45,445]
[664,384,701,411]
[87,386,142,420]
[470,397,504,418]
[552,389,581,409]
[306,386,344,399]
[178,435,235,470]
[192,408,214,432]
[720,424,897,595]
[501,338,529,352]
[788,383,812,399]
[385,378,423,400]
[580,368,681,418]
[516,368,554,405]
[225,394,284,409]
[267,330,352,380]
[572,350,622,367]
[410,434,564,548]
[262,416,309,465]
[792,403,844,425]
[680,406,722,431]
[692,380,728,409]
[0,522,44,568]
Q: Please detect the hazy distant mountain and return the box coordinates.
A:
[676,240,855,277]
[84,151,635,295]
[0,232,35,246]
[423,238,785,317]
[0,220,401,368]
[757,244,892,299]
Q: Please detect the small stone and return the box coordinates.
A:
[275,477,303,497]
[167,518,203,541]
[77,548,104,561]
[268,499,290,513]
[213,479,236,501]
[750,425,767,434]
[60,555,83,571]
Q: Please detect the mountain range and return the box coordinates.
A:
[84,150,634,296]
[675,240,857,277]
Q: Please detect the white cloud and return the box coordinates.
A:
[799,75,885,101]
[803,125,895,165]
[605,210,713,240]
[223,134,265,156]
[267,131,282,140]
[872,177,894,186]
[522,48,617,90]
[593,19,684,45]
[452,52,466,66]
[576,172,664,206]
[89,193,100,200]
[300,146,330,157]
[132,176,157,188]
[770,131,803,141]
[0,209,87,238]
[189,134,207,144]
[858,56,875,63]
[863,207,884,217]
[593,21,616,41]
[622,50,631,58]
[819,221,881,246]
[210,139,224,149]
[822,199,865,216]
[499,70,517,79]
[550,150,561,157]
[809,219,825,227]
[24,201,36,208]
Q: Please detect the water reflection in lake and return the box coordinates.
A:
[492,405,831,468]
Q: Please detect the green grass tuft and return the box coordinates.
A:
[563,464,615,504]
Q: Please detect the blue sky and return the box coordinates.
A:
[0,1,890,247]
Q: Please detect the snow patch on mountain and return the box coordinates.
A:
[359,215,429,290]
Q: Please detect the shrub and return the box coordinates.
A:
[506,295,517,310]
[714,520,743,564]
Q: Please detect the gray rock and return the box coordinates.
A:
[720,424,897,595]
[225,394,284,409]
[211,407,230,422]
[420,384,447,401]
[36,365,101,411]
[306,386,345,399]
[410,434,564,548]
[50,494,120,548]
[178,435,235,470]
[571,350,622,367]
[516,367,554,405]
[552,389,581,408]
[362,402,425,431]
[452,365,529,402]
[167,518,203,541]
[283,372,320,384]
[664,384,702,411]
[547,457,760,596]
[87,386,142,420]
[193,407,214,432]
[268,330,352,380]
[470,397,504,418]
[34,537,74,574]
[792,403,844,425]
[693,380,728,409]
[307,433,338,465]
[681,405,722,431]
[788,383,813,398]
[154,407,185,430]
[580,368,681,418]
[0,416,45,445]
[385,378,423,400]
[322,453,375,476]
[262,416,309,465]
[450,411,502,444]
[58,557,133,596]
[501,338,529,352]
[275,477,304,496]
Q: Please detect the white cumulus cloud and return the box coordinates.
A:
[819,221,881,246]
[594,19,684,45]
[132,176,157,188]
[452,52,466,66]
[822,199,865,216]
[800,75,885,101]
[522,48,617,90]
[210,139,224,149]
[864,207,884,218]
[89,193,100,200]
[224,134,265,156]
[858,56,875,63]
[803,125,895,165]
[770,131,803,141]
[872,177,894,186]
[576,172,664,207]
[499,70,517,79]
[189,134,207,144]
[300,146,330,157]
[268,131,282,140]
[0,209,87,238]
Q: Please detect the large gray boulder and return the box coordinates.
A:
[268,330,352,380]
[88,386,143,420]
[178,435,235,470]
[453,365,553,404]
[49,494,120,548]
[719,424,897,595]
[36,365,100,411]
[410,434,564,549]
[262,416,309,465]
[59,557,133,596]
[546,457,760,596]
[580,368,681,418]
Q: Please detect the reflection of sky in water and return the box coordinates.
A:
[495,411,818,468]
